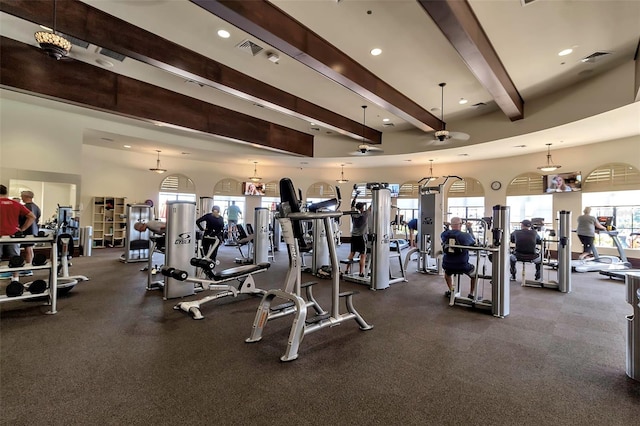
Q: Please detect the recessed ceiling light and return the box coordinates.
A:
[217,29,230,39]
[458,98,468,105]
[370,48,382,56]
[558,48,573,56]
[96,58,114,68]
[382,118,390,122]
[123,145,131,148]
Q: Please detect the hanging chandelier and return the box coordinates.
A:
[149,150,167,174]
[537,143,561,172]
[336,164,349,184]
[249,161,262,182]
[34,0,72,60]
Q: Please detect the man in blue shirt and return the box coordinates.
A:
[407,218,418,248]
[441,217,477,299]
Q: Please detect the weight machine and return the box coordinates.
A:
[246,178,372,361]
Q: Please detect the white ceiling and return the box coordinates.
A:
[1,0,639,169]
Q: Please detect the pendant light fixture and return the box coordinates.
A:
[537,143,561,172]
[34,0,72,60]
[336,164,349,184]
[149,150,167,174]
[249,161,262,182]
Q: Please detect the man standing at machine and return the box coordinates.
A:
[0,185,36,281]
[196,205,225,259]
[345,189,370,277]
[18,190,41,277]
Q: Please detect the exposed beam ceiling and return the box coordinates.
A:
[190,0,445,133]
[0,0,382,148]
[417,0,524,121]
[0,36,314,156]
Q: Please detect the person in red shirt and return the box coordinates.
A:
[1,184,36,280]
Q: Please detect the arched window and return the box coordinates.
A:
[506,173,552,229]
[158,174,196,219]
[582,163,640,249]
[583,163,640,192]
[446,177,485,221]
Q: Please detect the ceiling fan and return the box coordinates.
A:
[426,83,470,146]
[349,105,384,156]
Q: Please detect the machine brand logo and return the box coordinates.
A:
[174,232,192,245]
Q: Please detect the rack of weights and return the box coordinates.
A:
[0,232,58,314]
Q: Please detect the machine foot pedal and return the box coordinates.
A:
[305,313,330,324]
[271,302,295,312]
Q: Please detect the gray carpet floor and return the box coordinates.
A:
[1,242,639,426]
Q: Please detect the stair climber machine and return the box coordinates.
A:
[522,210,572,292]
[246,178,372,361]
[342,183,407,290]
[446,205,511,317]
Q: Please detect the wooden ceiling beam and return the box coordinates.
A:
[417,0,524,121]
[190,0,444,133]
[0,37,313,156]
[0,0,380,145]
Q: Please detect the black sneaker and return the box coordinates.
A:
[510,275,516,281]
[467,293,475,300]
[444,290,452,297]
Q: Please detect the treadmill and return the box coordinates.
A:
[600,232,638,280]
[574,216,631,273]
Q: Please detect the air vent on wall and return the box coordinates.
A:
[581,51,611,63]
[98,48,126,62]
[236,39,264,56]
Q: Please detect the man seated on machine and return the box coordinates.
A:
[509,219,542,281]
[441,217,477,299]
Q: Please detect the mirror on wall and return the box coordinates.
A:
[9,179,77,224]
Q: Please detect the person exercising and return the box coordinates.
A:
[510,219,542,281]
[345,194,370,277]
[225,201,242,243]
[441,217,477,299]
[196,205,224,259]
[407,218,418,248]
[576,207,607,260]
[19,190,41,277]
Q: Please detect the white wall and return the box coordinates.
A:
[2,95,639,258]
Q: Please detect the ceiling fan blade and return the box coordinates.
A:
[449,131,470,141]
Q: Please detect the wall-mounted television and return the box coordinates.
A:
[388,183,400,197]
[242,181,265,196]
[543,171,582,193]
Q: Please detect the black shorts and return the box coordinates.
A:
[444,263,475,277]
[351,235,366,255]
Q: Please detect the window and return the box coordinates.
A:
[505,195,553,230]
[583,190,640,248]
[158,174,196,219]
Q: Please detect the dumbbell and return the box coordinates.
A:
[28,279,47,294]
[10,230,24,238]
[190,257,216,271]
[6,280,24,297]
[37,230,47,237]
[8,255,25,268]
[32,253,47,266]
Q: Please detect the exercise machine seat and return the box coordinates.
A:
[211,262,270,281]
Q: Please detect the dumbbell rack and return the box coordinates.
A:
[0,235,58,314]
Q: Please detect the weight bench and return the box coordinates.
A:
[163,261,270,320]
